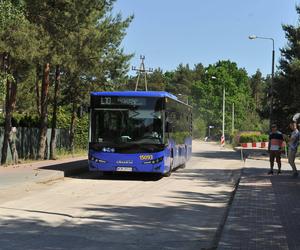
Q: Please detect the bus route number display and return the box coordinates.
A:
[100,97,112,105]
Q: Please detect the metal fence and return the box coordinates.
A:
[0,127,70,162]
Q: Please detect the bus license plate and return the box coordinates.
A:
[116,167,133,172]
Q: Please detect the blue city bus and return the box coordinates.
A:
[88,91,192,176]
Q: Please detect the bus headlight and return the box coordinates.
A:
[89,156,107,163]
[143,157,163,164]
[95,158,106,163]
[102,147,115,153]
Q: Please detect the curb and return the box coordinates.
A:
[38,159,89,178]
[0,159,89,190]
[211,168,243,250]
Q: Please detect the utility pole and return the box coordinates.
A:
[221,87,225,146]
[132,55,153,91]
[232,103,235,134]
[271,43,275,128]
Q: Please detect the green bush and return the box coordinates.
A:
[260,134,269,142]
[14,113,40,127]
[1,109,68,128]
[0,108,89,150]
[0,113,40,127]
[0,107,72,128]
[193,118,207,139]
[55,107,71,129]
[74,114,89,149]
[239,134,268,143]
[230,130,240,147]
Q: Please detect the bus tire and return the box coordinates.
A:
[164,154,173,177]
[103,171,113,176]
[163,167,172,177]
[185,145,188,160]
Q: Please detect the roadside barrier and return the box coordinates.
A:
[220,135,225,147]
[240,142,269,149]
[236,141,288,161]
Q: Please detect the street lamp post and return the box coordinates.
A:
[222,86,225,145]
[249,35,275,128]
[232,103,235,134]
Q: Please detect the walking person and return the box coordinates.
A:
[288,121,300,177]
[268,124,284,175]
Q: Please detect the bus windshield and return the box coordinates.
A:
[91,108,163,145]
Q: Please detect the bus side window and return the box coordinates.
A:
[165,112,172,133]
[166,121,171,133]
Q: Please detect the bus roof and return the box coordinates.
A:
[91,91,178,100]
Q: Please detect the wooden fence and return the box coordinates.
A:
[0,127,71,162]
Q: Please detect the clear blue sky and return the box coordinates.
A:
[114,0,299,76]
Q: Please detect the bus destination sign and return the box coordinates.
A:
[100,97,146,106]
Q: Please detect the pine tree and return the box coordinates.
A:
[0,0,40,164]
[274,5,300,127]
[58,0,133,152]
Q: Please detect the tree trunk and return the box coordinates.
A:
[69,102,77,156]
[37,63,50,160]
[35,64,41,116]
[1,53,18,165]
[1,53,6,113]
[9,79,18,164]
[50,65,60,160]
[1,74,11,165]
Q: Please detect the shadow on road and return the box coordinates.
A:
[0,191,230,249]
[39,160,89,177]
[74,171,163,182]
[0,167,241,250]
[172,168,241,187]
[38,159,163,182]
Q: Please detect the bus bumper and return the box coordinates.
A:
[88,151,168,174]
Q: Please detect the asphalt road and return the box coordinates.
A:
[0,141,242,250]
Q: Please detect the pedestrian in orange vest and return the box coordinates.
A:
[268,124,284,175]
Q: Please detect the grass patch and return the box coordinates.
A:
[56,148,87,159]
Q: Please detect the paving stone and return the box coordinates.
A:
[271,175,300,250]
[218,168,289,250]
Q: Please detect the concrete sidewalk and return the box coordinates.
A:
[218,159,300,250]
[0,157,88,189]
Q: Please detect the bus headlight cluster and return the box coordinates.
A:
[143,157,164,165]
[90,156,107,163]
[102,147,115,153]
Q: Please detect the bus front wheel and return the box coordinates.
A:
[164,156,173,177]
[180,163,186,169]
